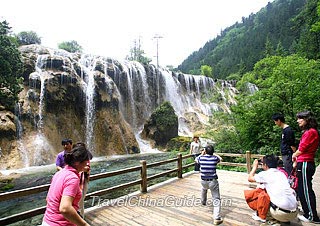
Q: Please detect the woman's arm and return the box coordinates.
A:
[60,196,90,226]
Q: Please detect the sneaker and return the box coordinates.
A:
[252,214,266,223]
[213,218,223,225]
[298,214,310,222]
[311,218,320,224]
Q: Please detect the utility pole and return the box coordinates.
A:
[153,34,163,68]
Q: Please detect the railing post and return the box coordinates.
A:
[140,160,147,193]
[245,151,251,173]
[177,153,182,178]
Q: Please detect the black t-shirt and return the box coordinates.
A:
[281,126,295,155]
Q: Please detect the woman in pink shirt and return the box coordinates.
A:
[42,145,92,226]
[292,111,320,223]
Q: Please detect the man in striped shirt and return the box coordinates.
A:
[196,145,223,225]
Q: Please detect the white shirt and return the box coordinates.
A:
[190,141,201,154]
[254,168,297,210]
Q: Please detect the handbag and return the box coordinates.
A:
[288,168,298,190]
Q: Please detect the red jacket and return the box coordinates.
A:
[244,188,270,220]
[297,128,319,162]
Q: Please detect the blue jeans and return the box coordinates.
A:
[201,179,221,219]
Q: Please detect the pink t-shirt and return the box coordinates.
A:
[44,165,82,226]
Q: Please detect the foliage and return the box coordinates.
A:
[292,0,320,59]
[16,31,41,45]
[200,65,213,77]
[229,55,320,153]
[311,0,320,32]
[150,101,177,131]
[206,111,241,153]
[166,136,191,152]
[0,20,23,110]
[126,38,151,64]
[58,40,83,53]
[178,0,316,79]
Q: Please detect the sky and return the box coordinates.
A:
[1,0,271,67]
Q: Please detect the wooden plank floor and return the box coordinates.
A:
[85,167,320,226]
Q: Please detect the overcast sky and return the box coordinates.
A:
[1,0,271,67]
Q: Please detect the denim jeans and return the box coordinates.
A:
[201,179,221,219]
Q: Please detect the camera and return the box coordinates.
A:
[258,159,262,164]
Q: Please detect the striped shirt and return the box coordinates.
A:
[196,154,220,180]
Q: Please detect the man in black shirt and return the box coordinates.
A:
[272,113,296,175]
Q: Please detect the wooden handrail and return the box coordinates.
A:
[0,151,260,225]
[0,184,50,202]
[90,165,142,181]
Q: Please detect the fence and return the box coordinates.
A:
[0,151,263,225]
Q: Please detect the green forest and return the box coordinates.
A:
[189,0,320,157]
[1,0,320,159]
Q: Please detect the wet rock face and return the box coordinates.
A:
[0,45,139,169]
[0,44,238,169]
[0,111,16,138]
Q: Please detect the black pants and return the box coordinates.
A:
[282,153,293,175]
[297,162,320,221]
[193,153,200,171]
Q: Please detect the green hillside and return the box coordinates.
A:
[178,0,320,79]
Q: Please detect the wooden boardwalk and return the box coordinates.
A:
[85,167,320,226]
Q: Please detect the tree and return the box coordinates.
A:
[232,55,320,152]
[311,0,320,32]
[127,38,151,64]
[58,40,83,53]
[0,20,23,110]
[16,31,41,45]
[264,37,274,57]
[200,65,213,77]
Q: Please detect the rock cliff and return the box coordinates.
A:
[0,44,237,169]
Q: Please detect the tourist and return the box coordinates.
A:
[190,136,202,171]
[292,110,320,223]
[272,113,296,175]
[72,142,91,218]
[42,145,92,226]
[56,138,73,171]
[195,145,223,225]
[248,154,297,225]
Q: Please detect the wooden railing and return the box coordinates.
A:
[0,151,263,225]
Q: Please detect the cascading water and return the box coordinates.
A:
[6,45,238,169]
[30,54,55,166]
[14,103,29,167]
[36,55,47,131]
[79,55,97,153]
[121,61,137,130]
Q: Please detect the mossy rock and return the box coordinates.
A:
[142,101,178,146]
[0,177,15,192]
[166,136,191,152]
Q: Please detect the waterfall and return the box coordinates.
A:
[35,55,48,132]
[7,45,239,169]
[14,103,29,167]
[32,54,54,165]
[79,55,97,152]
[121,61,137,130]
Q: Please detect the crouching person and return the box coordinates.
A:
[247,154,297,225]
